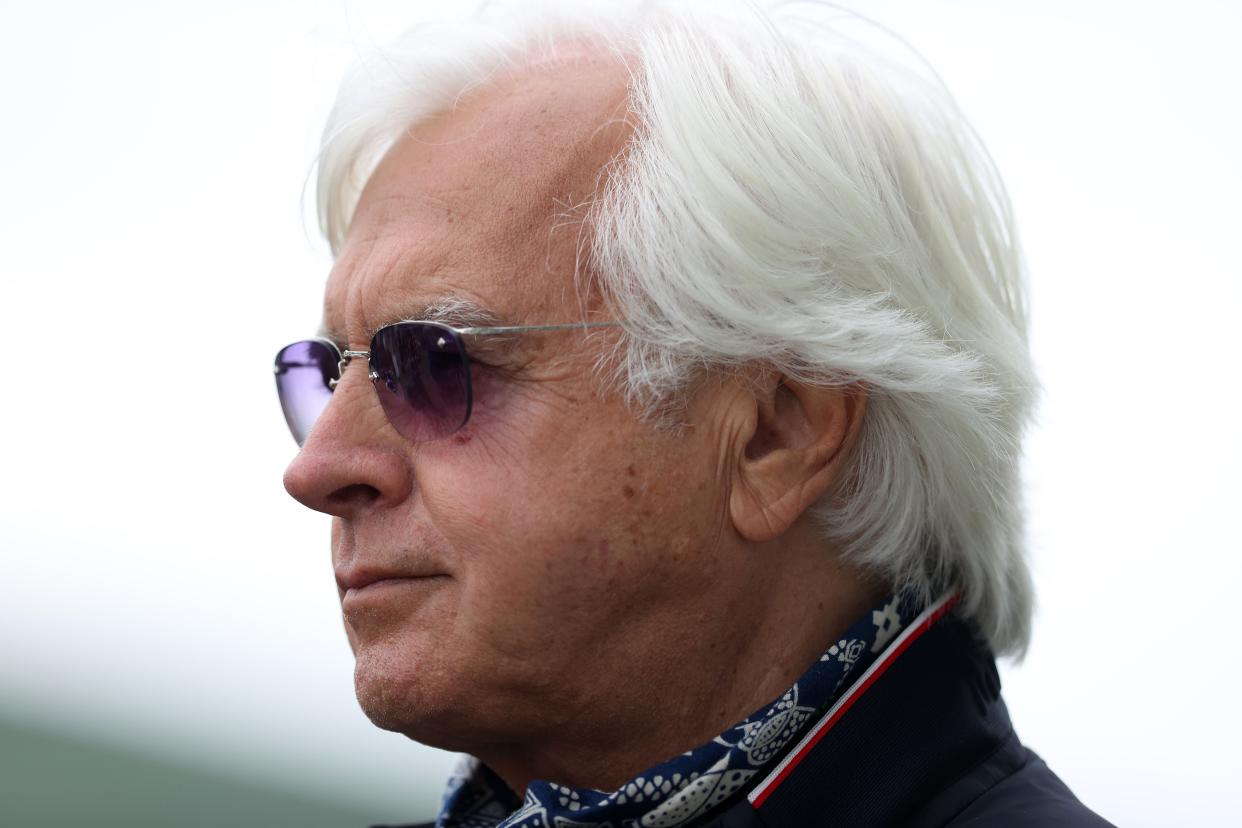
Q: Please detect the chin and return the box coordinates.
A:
[351,637,473,750]
[354,637,431,726]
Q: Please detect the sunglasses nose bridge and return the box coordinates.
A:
[327,349,372,390]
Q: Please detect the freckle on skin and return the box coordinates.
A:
[453,431,472,445]
[626,464,636,477]
[622,484,635,498]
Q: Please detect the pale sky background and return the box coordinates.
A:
[0,1,1239,825]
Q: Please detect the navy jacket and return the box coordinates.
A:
[384,612,1111,827]
[700,613,1112,826]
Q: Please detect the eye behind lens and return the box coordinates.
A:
[370,322,474,443]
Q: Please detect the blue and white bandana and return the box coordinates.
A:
[435,591,924,828]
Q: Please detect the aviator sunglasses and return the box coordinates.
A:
[274,319,621,446]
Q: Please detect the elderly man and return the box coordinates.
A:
[275,3,1109,826]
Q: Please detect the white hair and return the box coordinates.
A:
[314,1,1038,658]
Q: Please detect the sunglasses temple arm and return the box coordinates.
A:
[456,321,623,335]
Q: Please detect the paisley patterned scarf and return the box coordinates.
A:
[436,591,922,828]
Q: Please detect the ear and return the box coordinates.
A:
[729,373,867,543]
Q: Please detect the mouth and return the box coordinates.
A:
[337,565,440,590]
[347,574,436,592]
[339,575,450,614]
[336,568,450,607]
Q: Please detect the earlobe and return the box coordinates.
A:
[729,377,866,543]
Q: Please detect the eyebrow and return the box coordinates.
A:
[318,295,509,347]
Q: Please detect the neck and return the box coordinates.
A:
[478,534,885,796]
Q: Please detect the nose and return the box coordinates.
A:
[282,363,412,518]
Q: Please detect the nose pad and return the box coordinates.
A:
[329,350,372,390]
[294,347,404,460]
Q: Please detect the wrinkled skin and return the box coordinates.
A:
[283,51,877,795]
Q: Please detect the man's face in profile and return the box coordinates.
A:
[282,54,753,768]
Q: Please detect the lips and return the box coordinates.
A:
[335,566,445,593]
[332,526,448,602]
[336,569,450,614]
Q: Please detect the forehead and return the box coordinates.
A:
[323,51,633,343]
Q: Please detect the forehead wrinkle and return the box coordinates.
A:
[323,51,633,349]
[395,55,631,239]
[346,192,455,244]
[323,216,456,347]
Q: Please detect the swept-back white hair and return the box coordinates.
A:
[315,1,1038,658]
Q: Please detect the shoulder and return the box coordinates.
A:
[911,741,1114,828]
[714,610,1114,828]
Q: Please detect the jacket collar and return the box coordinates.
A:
[707,597,1015,828]
[434,591,944,828]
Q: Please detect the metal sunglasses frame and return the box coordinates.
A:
[317,319,624,389]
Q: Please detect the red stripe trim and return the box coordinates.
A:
[747,592,960,809]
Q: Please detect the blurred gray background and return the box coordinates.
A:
[1,1,1238,825]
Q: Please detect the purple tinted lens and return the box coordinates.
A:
[369,322,472,442]
[274,339,339,445]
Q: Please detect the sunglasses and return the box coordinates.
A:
[274,319,621,446]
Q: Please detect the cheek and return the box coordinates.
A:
[422,434,722,651]
[412,373,729,646]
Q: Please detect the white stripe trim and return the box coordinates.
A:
[747,591,957,805]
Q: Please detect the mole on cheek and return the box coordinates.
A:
[622,485,635,498]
